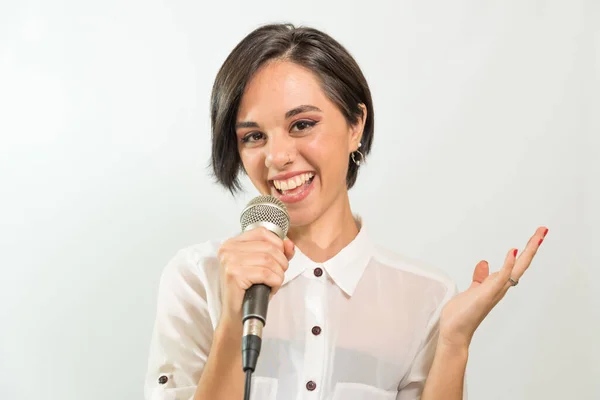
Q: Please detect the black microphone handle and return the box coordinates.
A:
[242,283,271,324]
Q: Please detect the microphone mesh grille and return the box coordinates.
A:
[240,195,290,237]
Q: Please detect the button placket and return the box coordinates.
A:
[303,266,326,395]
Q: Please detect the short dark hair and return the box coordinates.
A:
[210,23,374,193]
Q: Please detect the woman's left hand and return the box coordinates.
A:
[438,226,549,349]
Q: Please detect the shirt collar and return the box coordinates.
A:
[282,216,373,297]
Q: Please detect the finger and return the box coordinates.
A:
[237,227,285,253]
[229,241,289,271]
[233,252,287,280]
[512,226,548,280]
[470,261,489,289]
[488,248,519,304]
[496,248,519,289]
[283,238,295,261]
[233,265,285,292]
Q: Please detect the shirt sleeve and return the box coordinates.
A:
[144,248,218,400]
[396,283,468,400]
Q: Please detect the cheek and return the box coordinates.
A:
[304,135,349,178]
[240,151,267,180]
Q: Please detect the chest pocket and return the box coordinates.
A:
[250,376,278,400]
[332,382,397,400]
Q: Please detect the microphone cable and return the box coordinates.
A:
[244,369,252,400]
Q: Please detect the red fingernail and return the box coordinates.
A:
[543,228,549,237]
[538,238,544,246]
[513,249,518,257]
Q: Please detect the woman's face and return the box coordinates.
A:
[236,61,365,228]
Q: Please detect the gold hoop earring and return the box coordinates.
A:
[351,149,364,166]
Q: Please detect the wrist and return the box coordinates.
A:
[437,337,470,360]
[438,330,473,349]
[215,314,242,344]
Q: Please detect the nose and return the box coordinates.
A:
[265,133,296,169]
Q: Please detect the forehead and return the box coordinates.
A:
[237,61,329,121]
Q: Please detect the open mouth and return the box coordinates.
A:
[271,172,315,197]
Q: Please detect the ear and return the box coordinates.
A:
[348,103,367,152]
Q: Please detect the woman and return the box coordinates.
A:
[144,23,548,400]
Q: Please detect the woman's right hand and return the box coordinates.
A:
[216,227,295,329]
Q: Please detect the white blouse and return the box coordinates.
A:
[144,221,465,400]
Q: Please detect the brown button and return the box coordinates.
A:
[306,380,317,391]
[158,375,168,384]
[314,267,323,277]
[311,326,322,335]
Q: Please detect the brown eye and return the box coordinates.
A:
[291,120,316,132]
[241,132,265,143]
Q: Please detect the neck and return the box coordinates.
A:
[287,192,359,263]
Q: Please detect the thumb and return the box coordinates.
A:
[470,260,489,288]
[283,238,295,260]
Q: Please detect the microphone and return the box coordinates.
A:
[239,195,290,373]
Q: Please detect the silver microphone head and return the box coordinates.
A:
[240,195,290,239]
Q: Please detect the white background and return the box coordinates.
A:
[1,1,597,399]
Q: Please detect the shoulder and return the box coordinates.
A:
[157,238,226,294]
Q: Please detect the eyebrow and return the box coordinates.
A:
[285,104,322,119]
[235,105,322,130]
[235,121,259,129]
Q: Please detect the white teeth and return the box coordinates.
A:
[273,173,314,192]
